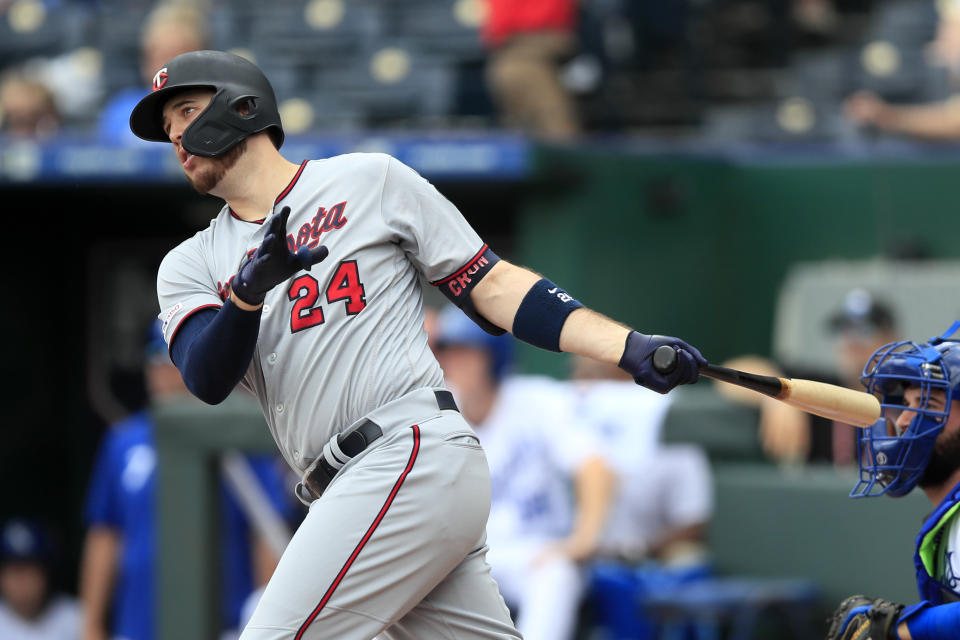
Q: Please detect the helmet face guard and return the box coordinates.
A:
[852,323,960,498]
[128,50,283,158]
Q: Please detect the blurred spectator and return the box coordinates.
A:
[98,3,208,143]
[569,359,713,640]
[844,1,960,139]
[0,71,60,139]
[483,0,580,140]
[793,0,839,37]
[432,308,615,640]
[741,289,899,465]
[844,91,960,139]
[79,322,293,640]
[0,519,79,640]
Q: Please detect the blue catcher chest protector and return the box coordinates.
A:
[852,321,960,498]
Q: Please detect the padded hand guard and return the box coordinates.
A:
[232,206,329,306]
[826,595,905,640]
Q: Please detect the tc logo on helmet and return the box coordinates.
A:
[152,68,168,92]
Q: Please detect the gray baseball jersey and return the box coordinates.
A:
[157,153,491,473]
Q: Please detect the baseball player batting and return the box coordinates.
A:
[825,322,960,640]
[129,50,704,639]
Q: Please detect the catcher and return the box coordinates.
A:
[827,322,960,640]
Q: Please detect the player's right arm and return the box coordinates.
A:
[79,527,118,640]
[469,259,704,394]
[80,435,123,640]
[380,155,703,395]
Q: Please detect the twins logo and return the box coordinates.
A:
[152,67,168,91]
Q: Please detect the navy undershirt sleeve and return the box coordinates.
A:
[169,300,262,404]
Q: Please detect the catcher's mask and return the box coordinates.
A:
[129,50,283,158]
[852,321,960,498]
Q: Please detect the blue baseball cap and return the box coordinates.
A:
[0,519,51,565]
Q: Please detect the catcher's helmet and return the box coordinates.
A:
[435,306,514,381]
[129,50,283,158]
[852,321,960,498]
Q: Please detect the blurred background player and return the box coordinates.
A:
[432,307,616,640]
[724,289,899,466]
[0,518,78,640]
[826,322,960,640]
[844,0,960,140]
[79,322,293,640]
[0,69,61,140]
[97,3,208,144]
[569,357,713,640]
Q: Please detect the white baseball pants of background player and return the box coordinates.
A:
[239,388,521,640]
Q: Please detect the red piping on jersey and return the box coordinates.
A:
[430,244,489,286]
[167,304,222,356]
[227,160,309,224]
[295,425,421,639]
[275,159,309,206]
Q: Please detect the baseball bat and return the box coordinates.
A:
[652,345,881,428]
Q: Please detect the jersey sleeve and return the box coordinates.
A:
[84,433,121,528]
[157,238,224,349]
[379,156,493,284]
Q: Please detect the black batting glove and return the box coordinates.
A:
[232,206,329,306]
[826,595,905,640]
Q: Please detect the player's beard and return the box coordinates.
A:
[185,139,247,194]
[918,426,960,489]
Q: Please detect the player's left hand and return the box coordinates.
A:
[826,595,905,640]
[232,206,329,306]
[618,331,706,394]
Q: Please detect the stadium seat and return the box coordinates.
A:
[307,44,457,127]
[244,1,383,59]
[380,0,485,62]
[660,385,764,463]
[0,2,93,67]
[773,260,960,374]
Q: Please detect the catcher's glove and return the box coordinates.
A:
[826,595,905,640]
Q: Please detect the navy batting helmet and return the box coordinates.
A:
[852,321,960,497]
[129,50,283,157]
[435,306,514,381]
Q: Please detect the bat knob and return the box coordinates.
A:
[652,345,678,374]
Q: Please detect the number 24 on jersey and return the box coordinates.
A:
[287,260,366,333]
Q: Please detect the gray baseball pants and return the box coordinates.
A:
[239,388,522,640]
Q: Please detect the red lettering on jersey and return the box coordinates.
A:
[216,276,235,302]
[287,201,350,250]
[445,256,489,299]
[296,223,312,249]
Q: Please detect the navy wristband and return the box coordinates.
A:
[512,278,583,352]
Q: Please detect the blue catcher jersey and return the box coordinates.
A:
[85,411,295,638]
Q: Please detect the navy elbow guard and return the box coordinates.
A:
[512,278,583,352]
[432,245,505,335]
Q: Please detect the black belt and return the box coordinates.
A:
[304,390,459,499]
